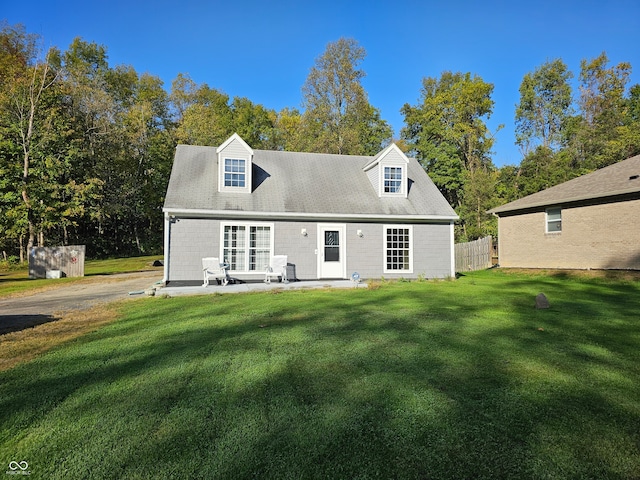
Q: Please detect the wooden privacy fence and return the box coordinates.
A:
[29,245,86,279]
[455,236,493,272]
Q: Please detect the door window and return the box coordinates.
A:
[324,230,340,262]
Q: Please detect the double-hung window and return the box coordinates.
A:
[384,226,413,273]
[546,208,562,233]
[222,223,273,272]
[224,158,246,188]
[384,166,403,194]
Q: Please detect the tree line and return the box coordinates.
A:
[1,22,639,262]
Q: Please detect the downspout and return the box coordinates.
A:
[163,212,171,285]
[450,221,456,278]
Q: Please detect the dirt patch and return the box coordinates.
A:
[0,270,163,371]
[497,268,640,282]
[0,303,121,372]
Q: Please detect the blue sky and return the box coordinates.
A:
[4,0,639,166]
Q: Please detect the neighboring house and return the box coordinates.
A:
[162,133,458,284]
[488,155,640,270]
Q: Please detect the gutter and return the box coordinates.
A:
[488,188,640,215]
[162,207,459,223]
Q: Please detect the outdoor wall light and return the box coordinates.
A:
[301,228,308,236]
[357,229,363,237]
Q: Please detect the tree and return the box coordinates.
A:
[273,107,304,151]
[173,81,233,146]
[401,71,497,208]
[0,23,60,257]
[568,52,635,168]
[230,97,276,149]
[300,38,391,155]
[628,84,640,123]
[457,165,499,241]
[515,59,573,154]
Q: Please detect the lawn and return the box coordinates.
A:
[1,270,639,479]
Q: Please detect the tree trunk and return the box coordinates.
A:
[19,235,25,264]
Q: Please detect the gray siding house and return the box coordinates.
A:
[162,134,458,284]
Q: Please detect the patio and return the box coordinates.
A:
[156,279,368,297]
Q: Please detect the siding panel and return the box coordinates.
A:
[167,218,455,282]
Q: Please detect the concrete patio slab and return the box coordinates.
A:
[157,279,367,297]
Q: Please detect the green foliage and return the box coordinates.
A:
[402,71,499,240]
[515,58,573,153]
[457,166,499,241]
[500,53,640,211]
[298,38,392,155]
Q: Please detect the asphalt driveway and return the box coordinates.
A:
[0,271,163,335]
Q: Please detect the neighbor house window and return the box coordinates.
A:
[384,226,413,273]
[224,158,246,187]
[546,208,562,233]
[384,166,403,193]
[222,223,273,272]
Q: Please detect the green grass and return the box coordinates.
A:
[1,270,640,479]
[0,255,162,297]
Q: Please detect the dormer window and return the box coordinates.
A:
[363,143,409,198]
[217,133,253,193]
[224,158,246,188]
[384,166,403,194]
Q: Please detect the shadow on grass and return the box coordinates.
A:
[1,274,639,479]
[0,314,59,335]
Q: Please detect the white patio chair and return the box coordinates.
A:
[202,257,229,286]
[265,255,288,284]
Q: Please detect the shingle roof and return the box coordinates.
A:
[163,144,458,220]
[488,155,640,215]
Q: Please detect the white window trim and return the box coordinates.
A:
[546,207,562,234]
[223,158,247,188]
[217,154,252,193]
[219,221,275,273]
[380,164,407,197]
[383,225,413,274]
[382,166,405,196]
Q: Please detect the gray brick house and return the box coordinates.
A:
[489,154,640,270]
[162,133,458,284]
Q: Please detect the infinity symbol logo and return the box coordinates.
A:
[8,461,28,471]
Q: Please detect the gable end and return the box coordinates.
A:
[217,133,253,193]
[364,143,410,198]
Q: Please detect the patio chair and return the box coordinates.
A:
[265,255,288,284]
[202,257,229,287]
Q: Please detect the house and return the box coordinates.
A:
[488,154,640,270]
[162,133,458,285]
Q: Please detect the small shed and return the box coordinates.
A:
[29,245,86,279]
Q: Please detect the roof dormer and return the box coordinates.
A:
[363,143,410,198]
[217,133,253,193]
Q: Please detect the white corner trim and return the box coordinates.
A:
[450,221,456,277]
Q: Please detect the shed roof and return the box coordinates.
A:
[163,144,458,221]
[488,155,640,215]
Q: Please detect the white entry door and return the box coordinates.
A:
[318,224,346,279]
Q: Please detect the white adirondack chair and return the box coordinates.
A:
[202,257,229,286]
[265,255,288,284]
